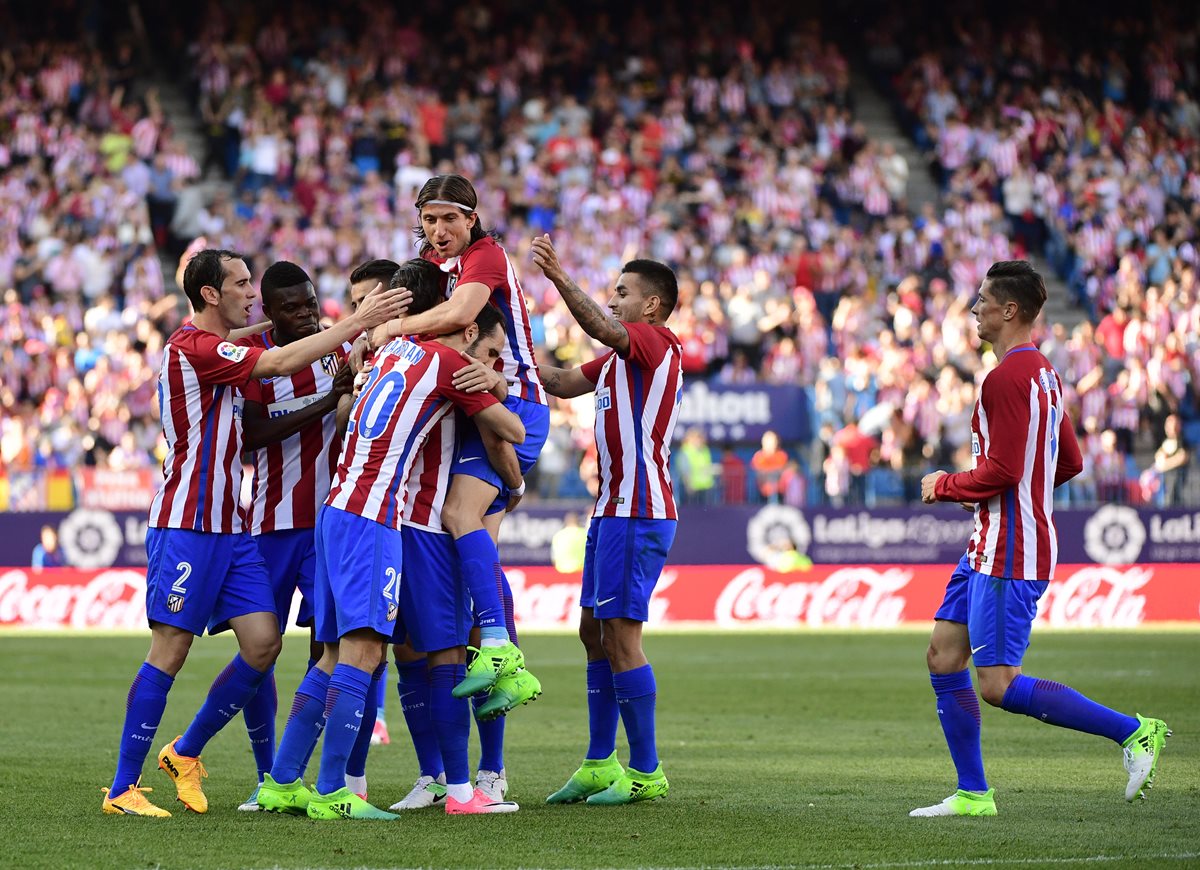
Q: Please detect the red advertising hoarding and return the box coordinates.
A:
[2,564,1197,630]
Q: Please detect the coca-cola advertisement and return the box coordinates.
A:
[3,564,1196,630]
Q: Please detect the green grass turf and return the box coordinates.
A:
[1,631,1197,870]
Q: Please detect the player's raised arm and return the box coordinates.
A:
[374,282,491,347]
[252,282,407,379]
[242,361,353,451]
[531,234,630,355]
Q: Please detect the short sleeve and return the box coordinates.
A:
[457,240,507,290]
[579,350,615,384]
[178,329,266,388]
[621,322,676,370]
[434,345,500,415]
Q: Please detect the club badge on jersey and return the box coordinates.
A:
[320,353,340,377]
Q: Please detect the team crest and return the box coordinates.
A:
[386,602,398,622]
[167,594,185,613]
[217,341,249,362]
[320,353,340,377]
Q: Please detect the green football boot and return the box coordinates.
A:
[586,763,669,806]
[546,753,625,804]
[452,643,525,698]
[256,774,312,816]
[1123,715,1171,801]
[475,668,543,720]
[305,787,398,820]
[909,788,997,817]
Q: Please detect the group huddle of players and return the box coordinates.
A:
[100,173,685,819]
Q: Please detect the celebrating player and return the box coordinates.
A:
[101,249,405,817]
[912,261,1169,818]
[371,174,549,794]
[531,235,682,806]
[234,261,355,811]
[260,298,526,820]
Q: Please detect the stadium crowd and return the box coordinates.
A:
[1,1,1197,508]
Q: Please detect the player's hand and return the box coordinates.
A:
[506,482,525,513]
[353,363,372,398]
[355,282,411,331]
[921,470,948,504]
[452,352,503,394]
[331,361,353,397]
[530,234,567,284]
[348,335,371,373]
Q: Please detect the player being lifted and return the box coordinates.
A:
[260,288,526,820]
[370,174,549,797]
[235,261,355,811]
[531,235,682,806]
[101,249,404,817]
[913,261,1169,818]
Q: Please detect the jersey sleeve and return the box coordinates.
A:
[241,377,263,404]
[935,370,1032,502]
[179,330,266,388]
[457,241,507,290]
[1054,408,1083,487]
[579,349,615,384]
[435,346,500,415]
[620,321,676,370]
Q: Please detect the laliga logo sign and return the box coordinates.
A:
[746,505,811,565]
[58,509,123,569]
[1083,505,1146,565]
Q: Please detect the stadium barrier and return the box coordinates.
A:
[2,563,1196,631]
[2,503,1199,568]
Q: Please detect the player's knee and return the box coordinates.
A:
[926,642,967,674]
[578,621,602,656]
[241,633,283,671]
[440,503,468,537]
[977,675,1012,708]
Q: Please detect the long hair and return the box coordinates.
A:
[412,174,495,256]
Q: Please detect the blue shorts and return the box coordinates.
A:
[935,553,1049,667]
[312,505,403,644]
[145,527,276,636]
[398,526,471,653]
[452,396,550,515]
[253,528,316,631]
[580,516,677,622]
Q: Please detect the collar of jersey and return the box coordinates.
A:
[1003,344,1037,357]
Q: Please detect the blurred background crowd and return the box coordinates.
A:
[1,0,1197,510]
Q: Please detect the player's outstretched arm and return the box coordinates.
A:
[539,362,595,399]
[228,320,273,342]
[479,426,523,490]
[242,362,353,451]
[252,283,408,379]
[531,234,629,356]
[470,403,525,445]
[371,282,491,348]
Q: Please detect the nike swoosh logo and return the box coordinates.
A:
[247,724,266,733]
[458,456,479,463]
[354,710,364,719]
[596,596,616,606]
[970,644,988,655]
[139,722,159,730]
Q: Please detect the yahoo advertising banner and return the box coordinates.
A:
[675,381,810,443]
[0,504,1199,569]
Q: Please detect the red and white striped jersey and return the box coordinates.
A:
[400,414,455,534]
[148,326,266,533]
[935,345,1083,580]
[241,330,350,534]
[425,236,547,405]
[579,321,683,520]
[326,338,496,529]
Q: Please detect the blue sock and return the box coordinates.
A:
[455,530,509,641]
[614,664,658,773]
[176,655,269,758]
[473,692,505,772]
[110,663,173,795]
[242,667,276,781]
[375,662,389,723]
[1001,674,1140,743]
[430,664,468,785]
[398,660,443,777]
[346,662,386,779]
[499,569,518,646]
[316,664,372,795]
[586,659,619,759]
[270,666,330,783]
[930,670,988,792]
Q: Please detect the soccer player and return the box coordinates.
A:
[100,249,404,817]
[531,235,682,806]
[260,302,526,820]
[235,261,354,811]
[371,174,549,792]
[912,261,1169,818]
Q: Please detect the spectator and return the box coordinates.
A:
[550,512,588,575]
[752,430,790,504]
[1154,415,1190,507]
[720,447,748,506]
[676,427,717,506]
[31,524,63,569]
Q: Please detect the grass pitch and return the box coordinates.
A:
[0,630,1196,870]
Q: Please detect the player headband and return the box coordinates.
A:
[422,199,476,212]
